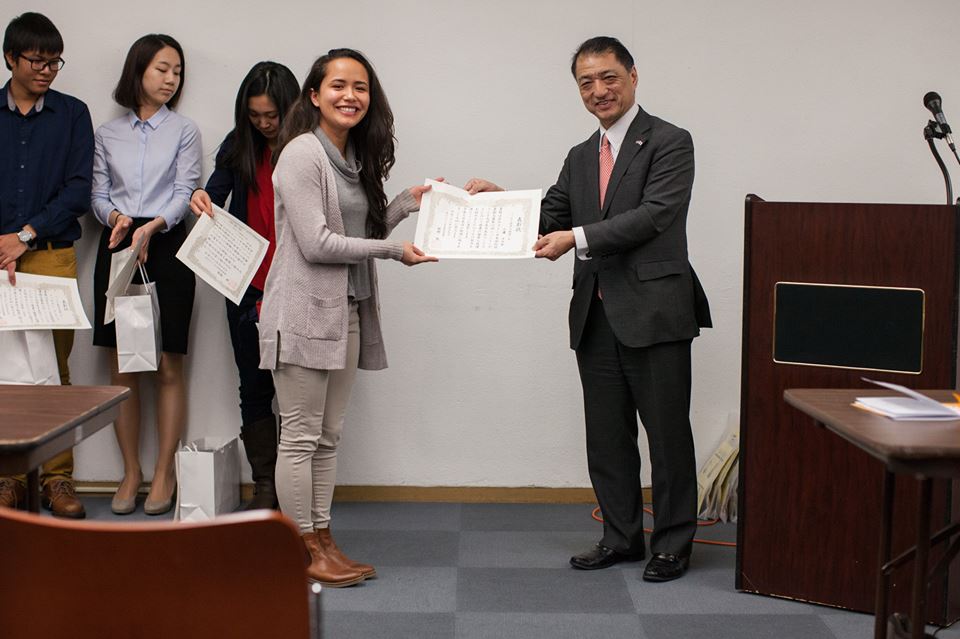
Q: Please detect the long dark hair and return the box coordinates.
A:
[275,48,395,240]
[221,61,298,191]
[113,34,185,110]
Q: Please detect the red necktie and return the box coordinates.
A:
[599,134,613,208]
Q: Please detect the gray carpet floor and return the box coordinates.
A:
[65,498,960,639]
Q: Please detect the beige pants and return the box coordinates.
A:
[273,305,359,534]
[9,246,77,486]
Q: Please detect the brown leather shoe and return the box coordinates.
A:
[0,478,26,509]
[302,529,366,587]
[42,479,86,519]
[325,530,377,579]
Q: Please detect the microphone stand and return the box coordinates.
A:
[925,120,954,204]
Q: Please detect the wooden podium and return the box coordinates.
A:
[737,196,960,623]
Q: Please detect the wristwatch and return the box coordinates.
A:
[17,228,35,245]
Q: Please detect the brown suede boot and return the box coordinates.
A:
[302,529,366,587]
[325,530,377,579]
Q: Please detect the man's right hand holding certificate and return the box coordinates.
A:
[462,178,574,261]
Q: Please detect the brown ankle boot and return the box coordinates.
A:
[302,529,366,587]
[325,530,377,579]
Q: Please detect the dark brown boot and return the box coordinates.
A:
[325,530,377,579]
[302,529,366,587]
[240,416,279,510]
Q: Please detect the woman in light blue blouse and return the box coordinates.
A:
[90,34,201,516]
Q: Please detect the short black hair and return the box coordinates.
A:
[113,34,185,110]
[570,36,635,78]
[3,12,63,71]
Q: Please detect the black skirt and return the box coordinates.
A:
[93,218,196,354]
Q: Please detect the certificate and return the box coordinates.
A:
[176,205,269,305]
[103,234,145,324]
[414,180,542,259]
[0,271,91,330]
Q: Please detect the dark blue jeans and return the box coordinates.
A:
[226,285,276,426]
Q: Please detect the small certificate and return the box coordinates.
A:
[176,205,269,305]
[103,234,145,324]
[414,180,542,259]
[0,271,91,330]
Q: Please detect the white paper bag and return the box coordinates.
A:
[115,263,162,373]
[175,437,241,522]
[0,329,61,385]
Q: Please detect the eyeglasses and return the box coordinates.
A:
[20,56,65,72]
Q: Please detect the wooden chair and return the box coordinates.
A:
[0,508,319,639]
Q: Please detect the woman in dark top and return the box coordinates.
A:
[189,61,298,509]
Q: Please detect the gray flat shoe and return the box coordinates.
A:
[144,486,176,516]
[111,493,137,515]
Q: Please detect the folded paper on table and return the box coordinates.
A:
[855,378,960,421]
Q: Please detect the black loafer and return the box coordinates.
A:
[642,552,690,582]
[570,544,645,570]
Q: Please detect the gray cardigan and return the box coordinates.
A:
[258,132,418,371]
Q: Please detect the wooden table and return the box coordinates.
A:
[784,388,960,639]
[0,385,130,512]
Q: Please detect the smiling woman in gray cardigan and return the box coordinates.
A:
[259,48,436,588]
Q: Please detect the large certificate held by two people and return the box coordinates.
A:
[414,180,542,259]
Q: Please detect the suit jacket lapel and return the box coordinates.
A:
[582,129,601,222]
[601,108,653,219]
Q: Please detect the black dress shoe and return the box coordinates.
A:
[642,552,690,582]
[570,544,645,570]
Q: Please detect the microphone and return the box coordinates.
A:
[924,91,956,151]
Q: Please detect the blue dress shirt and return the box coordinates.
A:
[91,105,201,231]
[0,82,94,241]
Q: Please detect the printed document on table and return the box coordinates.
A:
[176,205,269,305]
[414,180,541,259]
[0,271,91,330]
[855,377,960,420]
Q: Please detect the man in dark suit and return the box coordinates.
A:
[466,36,710,582]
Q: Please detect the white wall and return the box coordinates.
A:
[10,0,958,486]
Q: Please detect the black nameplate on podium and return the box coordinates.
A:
[773,282,924,374]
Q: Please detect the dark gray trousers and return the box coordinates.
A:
[575,295,697,558]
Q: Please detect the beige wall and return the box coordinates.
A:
[11,0,957,485]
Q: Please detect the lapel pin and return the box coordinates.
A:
[636,139,644,146]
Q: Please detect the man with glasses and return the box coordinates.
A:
[0,12,94,517]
